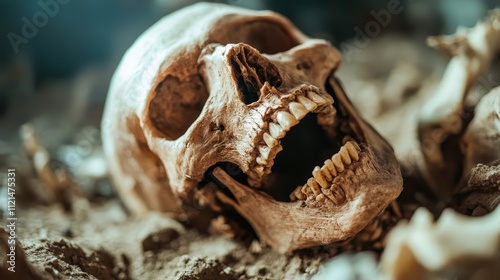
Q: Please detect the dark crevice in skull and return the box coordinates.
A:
[263,113,338,201]
[202,162,246,201]
[326,77,363,143]
[229,44,282,105]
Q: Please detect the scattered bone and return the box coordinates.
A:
[380,207,500,280]
[418,10,500,198]
[20,123,75,211]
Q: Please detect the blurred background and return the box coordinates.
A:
[1,0,498,125]
[0,0,499,194]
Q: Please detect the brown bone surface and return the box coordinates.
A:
[102,3,402,253]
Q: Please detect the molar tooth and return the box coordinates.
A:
[312,166,329,188]
[339,146,352,165]
[288,102,308,120]
[301,184,311,195]
[370,227,383,241]
[259,145,271,159]
[297,95,318,111]
[320,166,333,182]
[345,141,360,161]
[351,141,361,151]
[293,187,306,200]
[330,183,346,204]
[256,156,267,165]
[332,154,345,172]
[254,165,264,175]
[263,132,278,148]
[276,111,298,131]
[324,159,337,177]
[315,194,326,203]
[269,122,286,139]
[307,178,321,195]
[306,91,327,104]
[342,136,354,145]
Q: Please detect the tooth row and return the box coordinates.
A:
[255,91,331,171]
[290,141,361,204]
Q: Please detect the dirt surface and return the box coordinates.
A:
[1,196,324,279]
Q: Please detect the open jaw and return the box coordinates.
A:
[245,86,362,207]
[208,78,403,253]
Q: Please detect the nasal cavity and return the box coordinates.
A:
[229,44,282,105]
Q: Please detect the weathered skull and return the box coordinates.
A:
[102,3,402,252]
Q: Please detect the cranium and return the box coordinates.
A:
[102,3,402,253]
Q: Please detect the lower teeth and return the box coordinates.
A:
[289,141,360,204]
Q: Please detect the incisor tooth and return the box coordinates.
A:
[307,178,321,195]
[297,95,318,111]
[307,91,327,104]
[288,102,308,120]
[276,111,298,131]
[269,122,286,139]
[320,166,333,182]
[312,166,329,188]
[263,132,278,148]
[324,159,337,176]
[332,154,344,172]
[339,146,352,165]
[345,141,360,161]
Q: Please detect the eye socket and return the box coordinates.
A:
[148,74,209,140]
[229,44,282,105]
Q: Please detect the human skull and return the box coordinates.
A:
[102,3,402,253]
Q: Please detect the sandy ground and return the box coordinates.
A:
[1,189,328,280]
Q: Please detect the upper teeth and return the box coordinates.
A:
[249,91,333,181]
[276,111,298,131]
[290,141,361,205]
[288,102,309,119]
